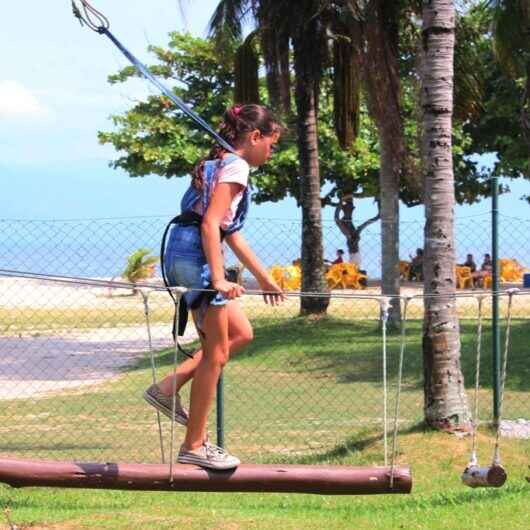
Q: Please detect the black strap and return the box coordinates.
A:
[160,213,202,359]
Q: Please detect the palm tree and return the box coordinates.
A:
[122,248,158,295]
[487,0,530,164]
[209,0,332,314]
[421,0,470,430]
[358,0,409,325]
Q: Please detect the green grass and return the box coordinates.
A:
[0,316,529,528]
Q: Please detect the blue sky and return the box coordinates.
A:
[1,0,528,222]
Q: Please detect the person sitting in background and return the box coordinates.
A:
[470,253,493,287]
[332,249,345,265]
[459,254,477,273]
[481,253,493,272]
[324,249,345,269]
[409,248,424,281]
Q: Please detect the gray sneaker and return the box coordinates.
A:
[143,383,189,426]
[177,441,240,470]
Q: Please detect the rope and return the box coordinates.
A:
[140,290,166,464]
[71,1,236,154]
[380,298,391,466]
[2,269,528,302]
[492,288,518,466]
[168,293,182,483]
[469,295,485,467]
[389,296,410,489]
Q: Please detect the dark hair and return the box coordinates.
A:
[191,104,281,191]
[337,249,345,255]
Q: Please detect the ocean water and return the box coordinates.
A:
[0,215,528,282]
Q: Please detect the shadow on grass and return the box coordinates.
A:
[281,422,427,466]
[131,317,530,393]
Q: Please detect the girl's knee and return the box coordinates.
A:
[240,327,254,347]
[204,347,229,368]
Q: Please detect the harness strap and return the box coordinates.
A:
[160,213,203,359]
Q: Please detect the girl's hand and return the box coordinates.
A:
[259,277,286,306]
[212,279,245,299]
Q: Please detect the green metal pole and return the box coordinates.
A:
[491,175,501,426]
[216,373,224,448]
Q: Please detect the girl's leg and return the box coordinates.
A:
[183,304,229,450]
[157,300,253,395]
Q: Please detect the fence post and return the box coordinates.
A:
[216,374,224,448]
[491,175,501,426]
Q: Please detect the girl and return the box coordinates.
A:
[144,104,284,470]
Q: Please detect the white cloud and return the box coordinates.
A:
[0,80,53,121]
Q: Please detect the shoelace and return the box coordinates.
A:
[204,441,228,459]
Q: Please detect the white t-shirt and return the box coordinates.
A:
[194,157,250,230]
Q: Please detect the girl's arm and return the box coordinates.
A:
[202,182,245,299]
[225,231,285,305]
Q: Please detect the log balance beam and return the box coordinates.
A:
[0,458,412,495]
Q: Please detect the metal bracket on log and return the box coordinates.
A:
[0,458,412,495]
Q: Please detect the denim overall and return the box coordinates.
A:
[163,154,250,334]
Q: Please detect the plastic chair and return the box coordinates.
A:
[456,266,473,289]
[399,260,411,281]
[326,263,367,290]
[270,265,287,290]
[284,265,301,291]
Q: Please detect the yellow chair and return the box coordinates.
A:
[270,265,287,290]
[483,273,492,289]
[326,263,367,290]
[284,265,301,291]
[500,258,529,282]
[499,258,515,282]
[399,260,411,281]
[455,266,473,289]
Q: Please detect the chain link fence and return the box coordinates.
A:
[0,213,529,465]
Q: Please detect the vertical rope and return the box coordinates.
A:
[380,297,391,466]
[469,295,485,466]
[492,288,518,466]
[168,289,183,483]
[389,296,410,489]
[140,290,165,464]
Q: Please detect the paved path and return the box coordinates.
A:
[0,324,197,399]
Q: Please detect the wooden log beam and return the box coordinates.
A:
[461,464,507,488]
[0,458,412,495]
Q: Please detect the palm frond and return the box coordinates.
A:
[208,0,249,42]
[333,36,361,150]
[123,248,158,283]
[453,13,485,121]
[234,32,260,104]
[489,0,529,77]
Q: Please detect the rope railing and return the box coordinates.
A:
[1,269,528,301]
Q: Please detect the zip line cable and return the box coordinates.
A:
[71,0,237,154]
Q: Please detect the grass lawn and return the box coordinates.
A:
[0,315,529,529]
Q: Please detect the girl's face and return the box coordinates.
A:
[242,129,280,167]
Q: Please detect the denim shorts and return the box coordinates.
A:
[164,224,228,311]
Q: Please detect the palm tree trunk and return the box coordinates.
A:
[379,128,401,325]
[421,0,470,430]
[293,17,329,315]
[361,0,403,326]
